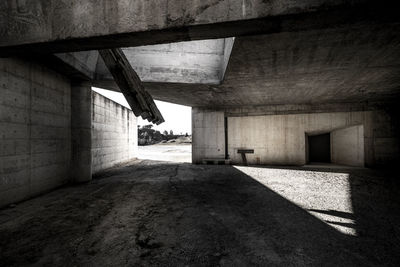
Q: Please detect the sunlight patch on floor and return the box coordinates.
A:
[233,165,357,236]
[138,145,192,163]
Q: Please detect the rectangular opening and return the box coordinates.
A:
[308,133,331,163]
[92,88,192,163]
[137,101,192,163]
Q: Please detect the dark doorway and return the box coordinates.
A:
[308,133,331,163]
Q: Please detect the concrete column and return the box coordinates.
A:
[71,82,92,183]
[192,108,225,163]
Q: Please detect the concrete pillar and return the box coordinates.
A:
[71,82,92,183]
[192,108,225,163]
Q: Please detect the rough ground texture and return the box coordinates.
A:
[138,144,191,163]
[0,160,399,266]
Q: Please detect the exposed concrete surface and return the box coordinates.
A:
[71,83,92,183]
[138,23,400,107]
[55,51,99,80]
[9,5,398,110]
[0,58,71,207]
[95,39,234,84]
[331,125,364,167]
[192,109,225,163]
[0,160,399,266]
[91,92,138,174]
[2,0,386,54]
[0,58,140,207]
[192,108,399,167]
[227,112,371,166]
[138,144,191,163]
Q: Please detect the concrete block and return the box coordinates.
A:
[31,125,69,140]
[0,105,29,124]
[331,125,365,167]
[0,89,29,109]
[0,140,30,157]
[31,139,70,154]
[31,95,67,115]
[0,122,29,140]
[31,151,69,168]
[0,154,30,174]
[31,111,69,128]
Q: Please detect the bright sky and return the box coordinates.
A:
[92,87,192,134]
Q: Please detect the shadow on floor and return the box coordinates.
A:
[0,160,399,266]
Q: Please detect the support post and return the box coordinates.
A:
[224,116,229,159]
[71,82,92,183]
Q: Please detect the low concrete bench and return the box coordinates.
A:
[202,158,231,165]
[237,149,254,165]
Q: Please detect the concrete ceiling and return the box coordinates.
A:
[95,38,234,84]
[141,22,400,107]
[55,20,400,108]
[34,3,400,109]
[2,0,399,110]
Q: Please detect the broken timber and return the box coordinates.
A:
[99,48,164,124]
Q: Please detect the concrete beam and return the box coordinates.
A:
[99,48,164,124]
[0,0,397,55]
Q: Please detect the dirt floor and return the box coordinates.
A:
[1,160,399,266]
[138,144,191,163]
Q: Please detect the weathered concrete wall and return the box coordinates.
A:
[227,111,397,166]
[0,58,71,207]
[331,125,364,167]
[193,108,399,167]
[91,92,137,174]
[0,59,138,207]
[230,111,398,166]
[192,108,225,163]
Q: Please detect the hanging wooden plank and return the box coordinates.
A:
[98,48,164,124]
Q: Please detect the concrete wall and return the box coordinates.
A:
[91,92,137,174]
[0,58,71,207]
[192,108,225,163]
[0,58,139,207]
[193,108,399,167]
[71,83,92,182]
[227,111,396,166]
[331,125,364,167]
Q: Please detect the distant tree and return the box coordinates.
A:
[163,130,168,136]
[143,124,153,129]
[185,132,188,137]
[169,130,174,135]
